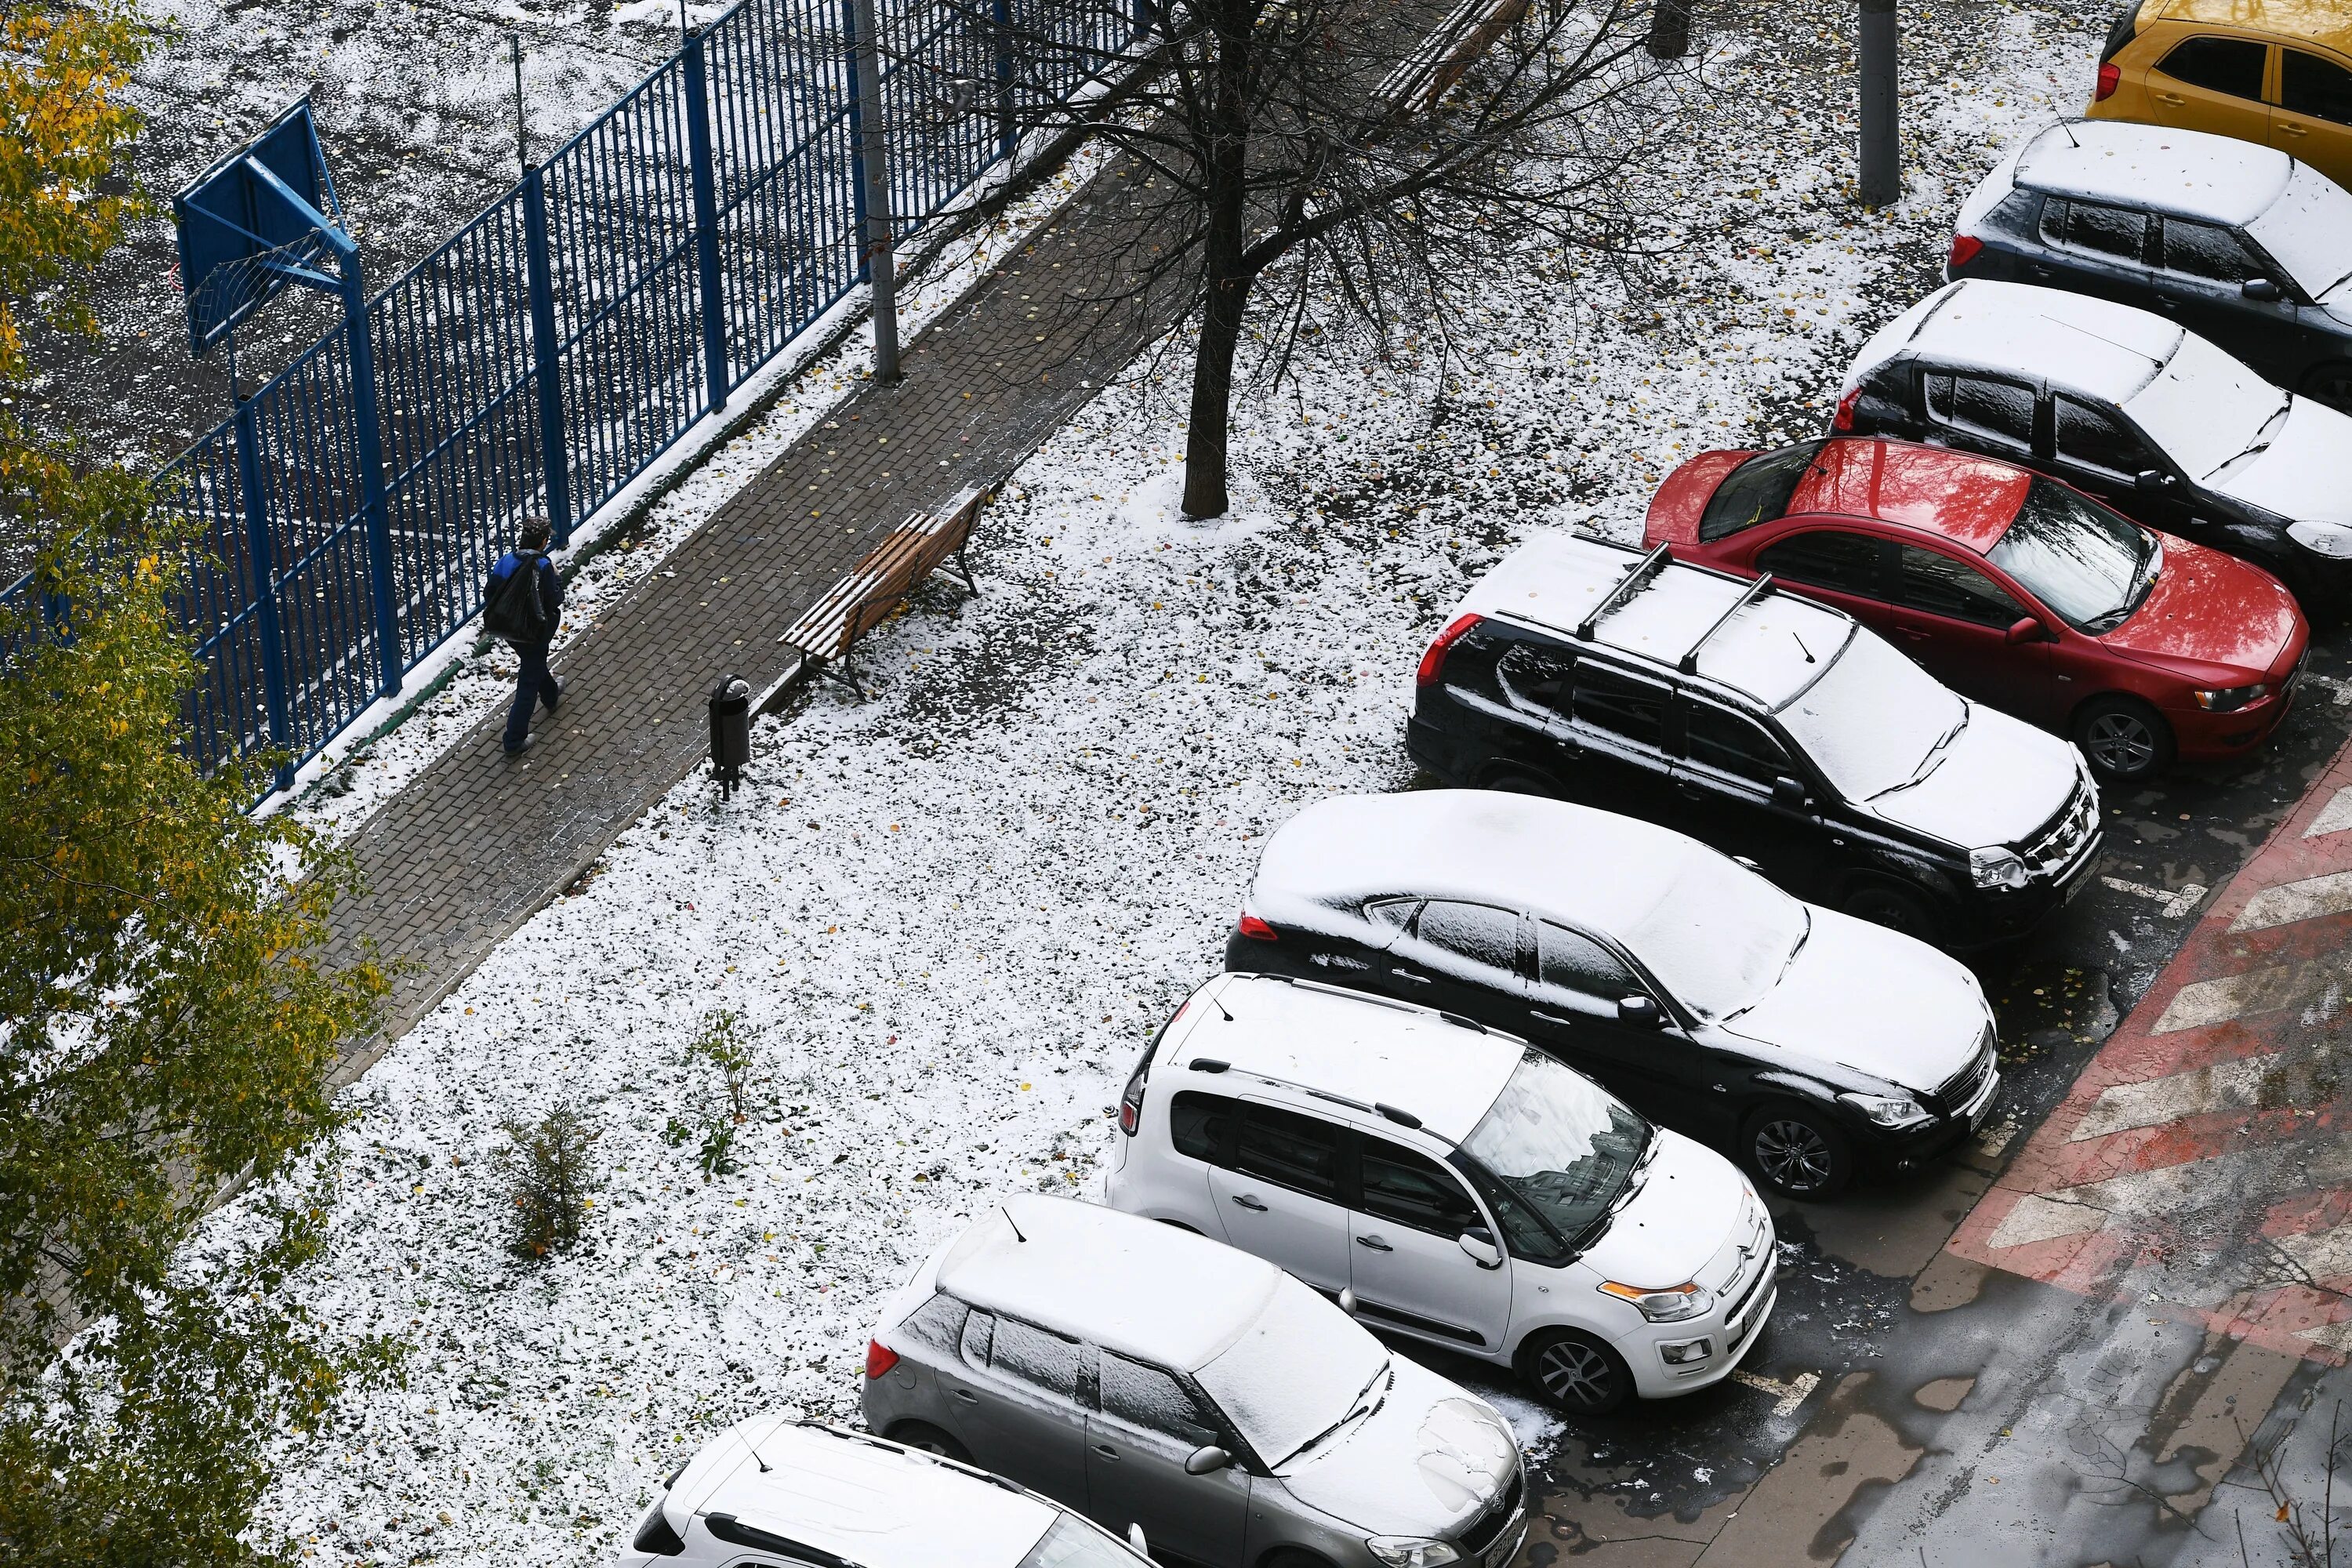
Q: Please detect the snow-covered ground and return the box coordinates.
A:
[191,5,2108,1564]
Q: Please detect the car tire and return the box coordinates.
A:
[1840,881,1940,945]
[1483,769,1559,799]
[1517,1328,1634,1416]
[886,1421,971,1463]
[2073,695,2174,783]
[1742,1102,1853,1200]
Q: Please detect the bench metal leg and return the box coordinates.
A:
[819,649,869,700]
[949,542,979,596]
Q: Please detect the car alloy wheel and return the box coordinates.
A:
[1529,1334,1626,1414]
[1752,1116,1837,1194]
[2080,709,2158,777]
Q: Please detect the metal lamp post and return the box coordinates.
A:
[1858,0,1900,207]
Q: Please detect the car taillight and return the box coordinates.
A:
[1832,387,1860,431]
[1237,913,1278,942]
[1947,234,1984,271]
[865,1339,900,1379]
[2095,61,2120,101]
[1417,613,1483,688]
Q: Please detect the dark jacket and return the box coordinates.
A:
[487,550,564,644]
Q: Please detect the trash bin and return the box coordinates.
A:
[709,674,752,798]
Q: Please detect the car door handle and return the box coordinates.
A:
[951,1388,980,1404]
[1093,1443,1121,1461]
[1389,968,1432,985]
[1896,627,1929,641]
[2154,91,2185,105]
[1231,1193,1269,1212]
[2278,122,2310,136]
[1356,1235,1395,1251]
[1530,1010,1576,1026]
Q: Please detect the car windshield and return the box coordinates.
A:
[1774,629,1968,802]
[1461,1050,1651,1250]
[2122,333,2290,482]
[1988,478,2158,633]
[1620,856,1809,1022]
[1192,1273,1388,1469]
[1020,1514,1148,1568]
[1698,440,1825,542]
[2248,164,2352,301]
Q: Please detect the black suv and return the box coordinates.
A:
[1947,118,2352,408]
[1404,534,2102,950]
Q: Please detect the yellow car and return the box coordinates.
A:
[2089,2,2352,191]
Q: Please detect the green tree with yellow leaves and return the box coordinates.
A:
[0,4,398,1561]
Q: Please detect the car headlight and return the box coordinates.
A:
[1599,1279,1716,1322]
[1839,1091,1934,1129]
[2288,519,2352,559]
[2191,684,2269,712]
[1367,1538,1461,1567]
[1969,846,2028,890]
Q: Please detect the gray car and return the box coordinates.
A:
[861,1193,1529,1568]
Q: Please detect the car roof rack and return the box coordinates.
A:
[1676,572,1778,674]
[1575,542,1675,641]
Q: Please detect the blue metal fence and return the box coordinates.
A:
[5,0,1138,787]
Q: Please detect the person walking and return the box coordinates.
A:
[482,521,565,757]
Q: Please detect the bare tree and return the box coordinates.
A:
[924,0,1691,516]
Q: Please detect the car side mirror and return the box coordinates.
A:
[1184,1445,1231,1476]
[1338,1287,1356,1315]
[2134,469,2176,495]
[1772,775,1809,810]
[1617,995,1663,1028]
[2243,278,2284,303]
[1458,1227,1504,1269]
[1127,1524,1149,1555]
[2004,615,2051,645]
[1732,855,1762,872]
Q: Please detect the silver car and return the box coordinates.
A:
[861,1194,1529,1568]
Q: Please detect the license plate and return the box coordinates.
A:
[2063,866,2094,904]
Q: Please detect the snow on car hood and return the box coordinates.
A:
[1579,1130,1745,1290]
[1276,1356,1518,1538]
[1860,702,2075,851]
[1720,907,1986,1094]
[2212,397,2352,529]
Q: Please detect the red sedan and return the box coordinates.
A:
[1644,437,2309,782]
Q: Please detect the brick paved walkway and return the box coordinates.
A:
[321,167,1178,1084]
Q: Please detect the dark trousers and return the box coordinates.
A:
[503,642,558,751]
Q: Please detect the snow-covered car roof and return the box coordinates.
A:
[935,1193,1301,1374]
[1250,789,1732,940]
[2011,119,2292,230]
[1165,972,1526,1145]
[1450,532,1854,711]
[1849,279,2183,407]
[666,1417,1087,1568]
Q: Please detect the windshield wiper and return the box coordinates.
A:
[2202,397,2293,479]
[1564,1127,1658,1255]
[1277,1363,1389,1466]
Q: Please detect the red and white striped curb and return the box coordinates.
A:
[1950,738,2352,1361]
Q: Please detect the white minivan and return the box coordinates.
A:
[1104,973,1775,1414]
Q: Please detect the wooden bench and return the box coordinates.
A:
[779,483,984,695]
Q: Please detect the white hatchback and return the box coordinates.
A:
[613,1415,1151,1568]
[1104,973,1776,1414]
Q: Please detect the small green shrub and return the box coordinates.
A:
[499,1098,598,1258]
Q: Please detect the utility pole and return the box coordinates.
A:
[511,34,529,171]
[1858,0,1900,206]
[847,0,901,381]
